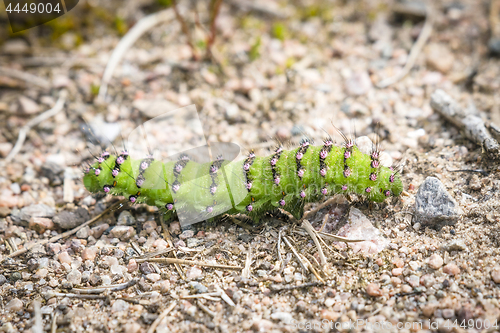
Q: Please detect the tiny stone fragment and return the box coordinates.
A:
[366,283,382,297]
[491,267,500,284]
[6,298,23,312]
[443,263,460,275]
[428,254,444,269]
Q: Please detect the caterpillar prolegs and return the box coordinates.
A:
[82,106,403,226]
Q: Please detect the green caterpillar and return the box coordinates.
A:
[83,136,403,226]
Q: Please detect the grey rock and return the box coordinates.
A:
[12,204,55,226]
[190,282,208,294]
[10,272,22,282]
[139,262,155,275]
[0,274,7,285]
[89,274,102,286]
[117,211,135,226]
[414,177,460,229]
[76,226,90,239]
[179,230,194,240]
[41,162,64,186]
[489,38,500,57]
[53,208,90,229]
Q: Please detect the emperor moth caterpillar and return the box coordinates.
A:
[83,134,403,226]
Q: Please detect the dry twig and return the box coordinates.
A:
[301,220,327,267]
[43,292,108,300]
[32,300,43,333]
[242,247,252,279]
[430,89,500,159]
[197,300,216,317]
[377,0,434,88]
[269,281,324,292]
[216,285,236,307]
[5,90,67,162]
[98,9,175,100]
[51,313,58,333]
[282,235,309,273]
[135,257,242,270]
[147,302,176,333]
[0,67,51,88]
[158,214,186,280]
[72,278,138,294]
[180,292,220,299]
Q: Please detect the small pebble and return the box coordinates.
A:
[179,230,194,240]
[392,258,404,268]
[186,267,203,280]
[366,283,382,297]
[91,223,109,239]
[127,259,138,273]
[391,277,401,286]
[34,268,48,279]
[491,267,500,283]
[392,268,403,276]
[139,262,155,275]
[6,298,23,312]
[401,285,412,293]
[324,298,335,307]
[112,299,129,312]
[117,211,135,226]
[442,308,455,319]
[110,226,135,240]
[190,282,208,294]
[407,275,420,287]
[58,251,72,265]
[81,247,97,261]
[124,322,142,333]
[321,310,340,321]
[76,226,90,239]
[89,274,102,286]
[270,311,293,323]
[160,280,171,293]
[29,217,54,233]
[67,270,82,285]
[428,254,444,269]
[443,263,460,275]
[146,273,161,283]
[251,319,274,332]
[408,261,419,271]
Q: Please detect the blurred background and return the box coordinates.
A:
[0,0,499,192]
